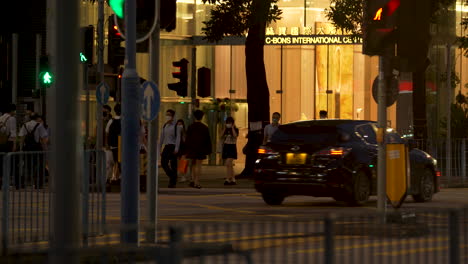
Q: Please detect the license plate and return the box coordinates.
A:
[286,153,307,165]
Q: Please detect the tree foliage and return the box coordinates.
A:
[201,0,282,42]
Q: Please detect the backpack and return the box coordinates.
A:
[108,118,121,147]
[23,123,42,151]
[0,116,11,145]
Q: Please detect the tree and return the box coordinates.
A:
[202,0,282,176]
[325,0,455,141]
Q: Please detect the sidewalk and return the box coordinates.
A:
[157,165,255,189]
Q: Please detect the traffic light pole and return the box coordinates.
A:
[96,0,104,150]
[121,0,141,245]
[377,56,387,213]
[146,0,160,244]
[51,0,81,262]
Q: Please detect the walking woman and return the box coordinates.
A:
[222,117,239,185]
[175,119,188,183]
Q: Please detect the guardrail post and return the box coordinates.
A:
[82,151,90,246]
[168,227,183,264]
[449,210,460,264]
[462,139,466,184]
[1,154,10,255]
[99,150,106,234]
[324,215,334,264]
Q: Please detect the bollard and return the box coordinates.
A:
[324,215,334,264]
[449,210,460,264]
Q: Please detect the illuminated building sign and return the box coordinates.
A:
[264,35,362,45]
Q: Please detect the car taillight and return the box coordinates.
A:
[436,171,441,177]
[315,147,350,157]
[258,147,278,155]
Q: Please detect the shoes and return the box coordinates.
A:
[229,181,237,185]
[178,176,187,183]
[224,180,230,186]
[194,184,202,189]
[189,182,195,187]
[224,180,237,186]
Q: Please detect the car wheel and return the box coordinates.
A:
[412,168,434,202]
[332,193,346,202]
[262,192,285,206]
[348,170,370,206]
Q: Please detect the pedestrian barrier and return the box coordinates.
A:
[1,150,106,252]
[3,207,468,263]
[412,138,468,187]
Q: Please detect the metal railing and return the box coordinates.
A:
[1,150,106,251]
[413,138,468,186]
[3,207,468,263]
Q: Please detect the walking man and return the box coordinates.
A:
[0,104,17,152]
[160,109,178,188]
[106,104,122,181]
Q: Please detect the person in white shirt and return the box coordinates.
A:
[263,112,281,145]
[105,104,122,181]
[18,114,48,189]
[0,104,18,152]
[159,109,179,188]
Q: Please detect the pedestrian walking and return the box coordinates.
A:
[19,114,48,189]
[106,103,121,182]
[0,104,17,152]
[175,119,189,183]
[221,117,239,185]
[102,105,114,182]
[159,109,178,188]
[263,112,281,145]
[185,110,212,189]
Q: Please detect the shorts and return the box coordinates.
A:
[222,144,237,159]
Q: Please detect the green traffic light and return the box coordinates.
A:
[80,52,88,63]
[109,0,124,19]
[40,71,53,85]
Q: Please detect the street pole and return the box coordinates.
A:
[446,43,452,182]
[12,34,18,105]
[146,0,160,243]
[377,56,387,213]
[121,0,141,245]
[51,0,81,262]
[85,65,90,147]
[96,0,104,149]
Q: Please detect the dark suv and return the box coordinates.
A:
[254,120,439,206]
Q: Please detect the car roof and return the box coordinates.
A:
[283,119,376,127]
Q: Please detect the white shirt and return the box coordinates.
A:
[160,120,181,152]
[105,116,121,133]
[19,120,48,143]
[264,123,279,143]
[0,113,17,141]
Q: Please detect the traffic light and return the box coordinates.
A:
[108,15,125,71]
[109,0,125,18]
[39,55,53,88]
[168,58,188,97]
[397,0,431,72]
[362,0,399,56]
[197,67,211,98]
[80,25,94,64]
[161,0,176,32]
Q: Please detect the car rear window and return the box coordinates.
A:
[271,124,339,145]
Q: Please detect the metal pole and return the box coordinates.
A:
[377,56,387,213]
[51,0,81,262]
[36,34,41,94]
[446,43,452,182]
[85,65,90,148]
[96,0,104,149]
[146,0,160,243]
[191,48,197,108]
[121,0,141,245]
[12,34,18,104]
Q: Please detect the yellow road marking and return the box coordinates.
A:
[162,201,255,214]
[295,236,449,254]
[159,193,257,199]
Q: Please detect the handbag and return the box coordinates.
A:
[177,157,189,174]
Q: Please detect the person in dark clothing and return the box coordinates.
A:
[185,110,212,189]
[159,109,178,188]
[106,104,121,181]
